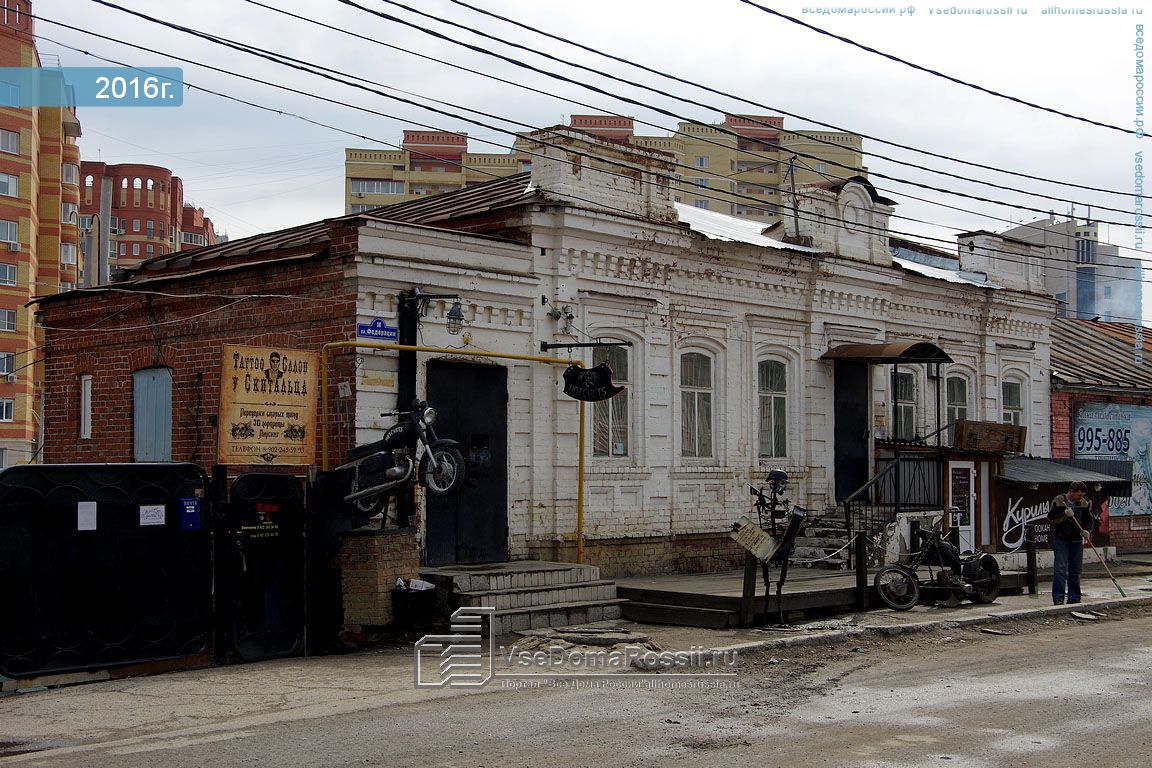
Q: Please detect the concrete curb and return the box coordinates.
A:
[709,592,1152,654]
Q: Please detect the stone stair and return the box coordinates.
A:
[420,561,625,636]
[791,514,853,570]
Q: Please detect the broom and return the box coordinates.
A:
[1072,514,1127,598]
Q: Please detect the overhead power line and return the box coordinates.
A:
[736,0,1144,138]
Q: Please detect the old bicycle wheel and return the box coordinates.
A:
[873,565,920,611]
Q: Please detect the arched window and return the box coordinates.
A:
[146,178,154,191]
[132,177,142,189]
[894,370,918,440]
[120,178,128,189]
[946,375,969,425]
[592,345,629,458]
[84,175,93,188]
[757,359,787,458]
[680,351,713,458]
[1002,375,1026,426]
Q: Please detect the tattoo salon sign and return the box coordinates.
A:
[218,344,318,465]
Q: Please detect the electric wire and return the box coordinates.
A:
[736,0,1142,137]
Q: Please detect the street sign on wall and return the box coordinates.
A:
[218,344,319,465]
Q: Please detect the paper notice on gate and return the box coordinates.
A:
[139,504,166,526]
[77,501,97,531]
[730,514,780,562]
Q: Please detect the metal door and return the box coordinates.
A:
[426,361,508,565]
[834,361,871,501]
[227,473,306,661]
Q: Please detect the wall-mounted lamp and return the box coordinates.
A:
[446,301,465,335]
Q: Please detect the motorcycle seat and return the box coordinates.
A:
[347,438,391,461]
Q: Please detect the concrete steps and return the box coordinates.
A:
[420,562,623,635]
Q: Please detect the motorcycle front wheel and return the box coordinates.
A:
[874,565,920,611]
[968,554,1001,604]
[420,445,466,496]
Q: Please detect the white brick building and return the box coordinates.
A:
[350,128,1056,575]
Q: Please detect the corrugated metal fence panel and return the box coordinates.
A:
[0,463,211,678]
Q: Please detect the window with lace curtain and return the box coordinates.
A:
[592,346,629,458]
[757,359,787,458]
[681,352,713,458]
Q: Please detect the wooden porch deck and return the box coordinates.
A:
[616,567,1027,628]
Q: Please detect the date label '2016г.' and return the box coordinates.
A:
[95,74,175,103]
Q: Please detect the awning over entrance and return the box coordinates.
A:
[998,457,1132,495]
[820,341,953,364]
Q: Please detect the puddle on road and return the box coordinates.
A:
[0,740,45,758]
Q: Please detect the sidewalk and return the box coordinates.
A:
[607,560,1152,655]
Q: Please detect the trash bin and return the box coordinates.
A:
[391,586,438,629]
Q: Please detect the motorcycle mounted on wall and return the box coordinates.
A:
[872,518,1001,611]
[335,399,467,516]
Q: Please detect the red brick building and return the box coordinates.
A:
[80,162,219,276]
[0,0,82,466]
[1051,318,1152,550]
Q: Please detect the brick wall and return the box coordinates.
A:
[39,240,359,467]
[1054,389,1152,551]
[338,528,421,640]
[529,532,745,577]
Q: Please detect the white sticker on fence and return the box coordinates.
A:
[139,504,166,526]
[77,501,97,531]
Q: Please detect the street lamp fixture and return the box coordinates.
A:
[446,301,465,335]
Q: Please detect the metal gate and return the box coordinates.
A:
[0,463,212,678]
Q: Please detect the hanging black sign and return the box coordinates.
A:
[562,363,625,402]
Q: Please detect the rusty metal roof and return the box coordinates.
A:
[363,172,538,226]
[820,341,953,364]
[136,220,334,273]
[1051,318,1152,391]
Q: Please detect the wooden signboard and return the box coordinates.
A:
[953,419,1027,453]
[218,344,319,466]
[730,515,781,562]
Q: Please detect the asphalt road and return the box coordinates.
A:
[4,607,1152,767]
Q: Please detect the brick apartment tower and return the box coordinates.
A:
[80,162,219,272]
[0,0,82,466]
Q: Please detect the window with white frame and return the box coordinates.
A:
[350,179,404,195]
[0,309,15,332]
[0,263,15,286]
[59,282,74,293]
[0,173,16,197]
[0,352,13,376]
[1002,379,1024,425]
[592,346,629,457]
[757,359,787,458]
[0,219,17,244]
[693,200,709,210]
[0,129,18,155]
[894,370,917,440]
[0,398,13,421]
[61,202,77,223]
[62,163,79,185]
[693,177,709,188]
[694,156,709,168]
[132,243,140,256]
[60,243,77,265]
[80,374,93,439]
[132,218,141,232]
[680,352,714,458]
[945,375,969,425]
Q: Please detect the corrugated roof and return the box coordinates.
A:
[999,457,1130,493]
[137,220,333,273]
[893,256,999,289]
[673,203,821,253]
[1051,318,1152,391]
[365,172,538,226]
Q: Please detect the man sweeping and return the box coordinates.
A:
[1047,481,1095,605]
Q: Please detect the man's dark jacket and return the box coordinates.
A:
[1047,493,1094,542]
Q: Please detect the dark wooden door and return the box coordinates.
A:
[834,361,871,502]
[426,362,508,565]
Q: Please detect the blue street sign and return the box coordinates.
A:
[179,497,201,531]
[357,318,399,341]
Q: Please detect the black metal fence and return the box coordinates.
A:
[843,448,945,540]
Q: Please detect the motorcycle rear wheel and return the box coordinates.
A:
[420,445,466,496]
[353,494,387,517]
[874,565,920,611]
[968,554,1001,604]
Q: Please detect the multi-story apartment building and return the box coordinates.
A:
[0,1,83,467]
[345,115,863,222]
[79,162,219,274]
[1001,215,1142,323]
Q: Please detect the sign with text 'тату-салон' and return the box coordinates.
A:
[218,344,318,466]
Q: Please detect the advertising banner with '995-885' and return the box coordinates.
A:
[218,344,318,466]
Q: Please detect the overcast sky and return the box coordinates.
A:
[33,0,1146,300]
